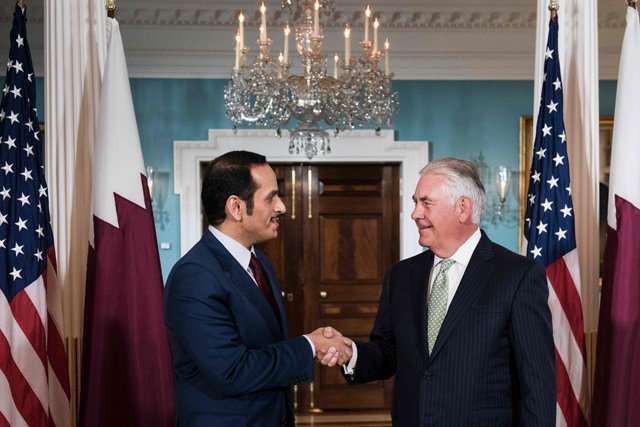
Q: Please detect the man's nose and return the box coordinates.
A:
[276,196,286,214]
[411,204,421,221]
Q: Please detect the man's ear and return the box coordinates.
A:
[457,196,473,223]
[225,195,243,221]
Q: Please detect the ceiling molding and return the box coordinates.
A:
[95,8,539,31]
[3,2,624,30]
[0,1,626,80]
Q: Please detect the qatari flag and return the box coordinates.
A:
[591,5,640,427]
[79,17,175,426]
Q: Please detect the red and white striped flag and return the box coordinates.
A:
[0,4,70,426]
[523,10,588,426]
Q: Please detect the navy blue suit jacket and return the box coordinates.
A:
[164,232,314,426]
[348,232,556,426]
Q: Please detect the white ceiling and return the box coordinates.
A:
[0,1,628,80]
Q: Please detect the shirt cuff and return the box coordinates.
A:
[342,341,358,375]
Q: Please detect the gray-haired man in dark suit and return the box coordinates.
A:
[320,157,556,426]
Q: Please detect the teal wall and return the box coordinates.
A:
[599,80,617,114]
[127,79,616,280]
[6,75,617,281]
[131,79,230,281]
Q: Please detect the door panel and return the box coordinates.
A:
[207,162,400,411]
[319,216,381,281]
[305,164,399,410]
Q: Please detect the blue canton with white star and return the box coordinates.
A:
[0,5,53,301]
[524,15,577,267]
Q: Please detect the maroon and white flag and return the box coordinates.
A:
[592,5,640,426]
[79,17,175,426]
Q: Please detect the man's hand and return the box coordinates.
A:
[307,326,352,367]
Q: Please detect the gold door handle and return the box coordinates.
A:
[281,291,294,302]
[319,291,327,299]
[307,167,313,219]
[291,167,296,219]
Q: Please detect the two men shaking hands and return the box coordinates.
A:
[307,326,352,368]
[164,152,556,427]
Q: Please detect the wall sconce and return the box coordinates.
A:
[146,165,170,230]
[495,165,511,211]
[472,153,518,228]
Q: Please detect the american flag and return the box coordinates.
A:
[523,12,588,427]
[0,4,70,427]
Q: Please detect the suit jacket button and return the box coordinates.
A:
[423,370,432,379]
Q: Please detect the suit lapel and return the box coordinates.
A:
[411,251,435,363]
[428,232,495,362]
[203,233,283,339]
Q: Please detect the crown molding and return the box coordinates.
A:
[98,7,540,30]
[0,1,626,80]
[4,1,623,30]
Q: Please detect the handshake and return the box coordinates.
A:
[307,326,353,367]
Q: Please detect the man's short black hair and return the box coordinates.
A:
[201,150,268,226]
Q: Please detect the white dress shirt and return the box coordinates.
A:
[209,225,257,284]
[343,228,482,374]
[428,227,481,310]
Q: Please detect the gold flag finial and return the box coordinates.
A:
[549,0,558,18]
[106,0,116,18]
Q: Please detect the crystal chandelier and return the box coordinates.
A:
[224,1,399,159]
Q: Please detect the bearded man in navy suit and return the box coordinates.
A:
[321,157,556,426]
[164,150,352,426]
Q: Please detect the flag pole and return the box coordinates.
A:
[106,0,116,18]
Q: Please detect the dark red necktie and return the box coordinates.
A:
[250,253,280,317]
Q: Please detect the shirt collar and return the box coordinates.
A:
[209,225,254,271]
[433,227,481,268]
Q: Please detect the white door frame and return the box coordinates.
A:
[174,129,429,260]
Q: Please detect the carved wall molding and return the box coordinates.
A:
[0,1,626,80]
[2,3,625,30]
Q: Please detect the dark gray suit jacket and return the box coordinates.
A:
[348,231,556,426]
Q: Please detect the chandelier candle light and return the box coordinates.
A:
[224,1,399,159]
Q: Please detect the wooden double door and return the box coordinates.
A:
[257,163,400,412]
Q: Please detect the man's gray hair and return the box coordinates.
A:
[420,157,486,225]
